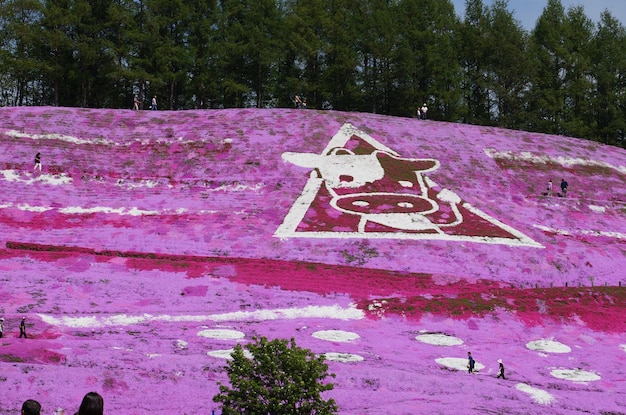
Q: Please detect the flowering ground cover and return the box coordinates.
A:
[0,106,624,414]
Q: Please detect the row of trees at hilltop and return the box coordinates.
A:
[1,0,625,147]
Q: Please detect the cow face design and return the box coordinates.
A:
[276,123,541,248]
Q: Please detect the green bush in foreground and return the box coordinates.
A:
[213,336,338,415]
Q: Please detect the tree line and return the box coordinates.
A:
[1,0,625,147]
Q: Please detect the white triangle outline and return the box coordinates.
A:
[275,123,543,248]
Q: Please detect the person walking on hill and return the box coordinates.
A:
[496,359,506,379]
[151,95,157,110]
[133,95,140,110]
[560,178,568,197]
[19,316,27,338]
[546,179,553,197]
[467,351,475,373]
[34,152,42,171]
[0,317,4,338]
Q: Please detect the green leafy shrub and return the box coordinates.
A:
[213,336,338,415]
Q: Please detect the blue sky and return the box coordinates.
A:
[450,0,626,30]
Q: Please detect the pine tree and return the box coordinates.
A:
[486,0,530,130]
[591,10,626,147]
[527,0,567,134]
[458,0,492,124]
[559,5,595,139]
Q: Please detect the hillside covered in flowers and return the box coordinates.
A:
[0,107,624,415]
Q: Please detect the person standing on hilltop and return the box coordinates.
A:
[0,317,4,338]
[420,103,428,119]
[151,95,157,110]
[133,95,140,110]
[546,179,553,197]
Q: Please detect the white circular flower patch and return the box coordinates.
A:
[435,357,485,372]
[416,333,464,346]
[312,330,360,342]
[207,348,253,360]
[515,383,555,404]
[176,339,188,349]
[550,369,600,382]
[620,344,626,354]
[322,352,364,362]
[526,339,571,353]
[197,329,245,340]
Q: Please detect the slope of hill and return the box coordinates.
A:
[0,107,624,415]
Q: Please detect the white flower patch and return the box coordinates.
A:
[526,339,571,353]
[550,368,601,382]
[5,130,115,146]
[0,201,217,218]
[588,205,606,213]
[368,299,387,311]
[116,179,168,189]
[59,206,160,216]
[516,383,555,405]
[38,305,364,329]
[483,148,626,175]
[207,348,253,360]
[213,182,265,192]
[1,170,21,182]
[533,225,626,241]
[197,329,245,340]
[415,333,464,346]
[1,170,73,185]
[312,330,360,342]
[322,352,364,362]
[17,203,53,212]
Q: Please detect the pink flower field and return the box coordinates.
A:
[0,106,625,415]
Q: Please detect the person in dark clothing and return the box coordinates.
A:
[496,359,506,379]
[22,399,41,415]
[560,179,568,197]
[19,316,27,338]
[76,391,104,415]
[467,351,475,373]
[34,153,42,171]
